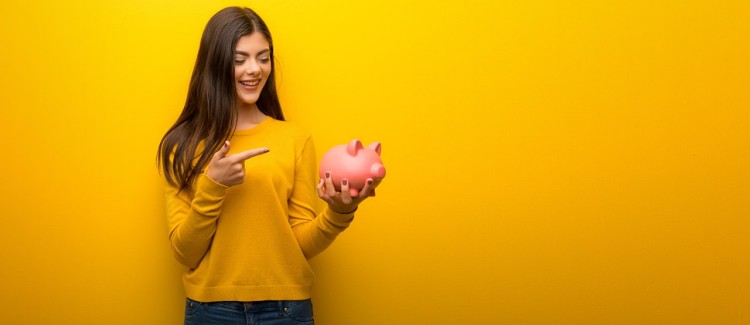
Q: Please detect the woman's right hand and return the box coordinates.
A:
[206,141,269,187]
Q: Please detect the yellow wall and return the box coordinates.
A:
[1,0,748,324]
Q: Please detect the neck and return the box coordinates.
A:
[236,103,266,130]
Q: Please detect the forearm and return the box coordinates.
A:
[169,210,220,268]
[292,206,354,258]
[165,174,227,268]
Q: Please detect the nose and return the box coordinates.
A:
[245,60,261,75]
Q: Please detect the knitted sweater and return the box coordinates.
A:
[164,117,354,302]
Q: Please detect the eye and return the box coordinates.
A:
[234,59,245,65]
[259,57,271,64]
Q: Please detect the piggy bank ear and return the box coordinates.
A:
[367,142,382,156]
[347,139,364,156]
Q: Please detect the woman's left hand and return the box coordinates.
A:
[317,171,382,214]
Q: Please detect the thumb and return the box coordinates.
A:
[213,141,231,160]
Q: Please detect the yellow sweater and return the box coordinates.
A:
[164,118,355,302]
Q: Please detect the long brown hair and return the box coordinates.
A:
[158,7,284,192]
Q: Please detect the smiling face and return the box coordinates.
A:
[234,32,272,108]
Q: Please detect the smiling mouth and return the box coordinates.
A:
[239,80,260,86]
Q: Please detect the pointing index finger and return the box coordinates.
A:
[229,147,270,162]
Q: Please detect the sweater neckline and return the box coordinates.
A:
[233,116,272,136]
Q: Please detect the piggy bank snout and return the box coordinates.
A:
[371,163,386,179]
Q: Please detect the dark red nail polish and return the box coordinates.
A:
[342,179,348,186]
[325,172,331,179]
[367,179,373,185]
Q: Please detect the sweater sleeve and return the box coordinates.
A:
[164,174,228,269]
[288,135,355,258]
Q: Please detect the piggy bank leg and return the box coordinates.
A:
[349,188,360,197]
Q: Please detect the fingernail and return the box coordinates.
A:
[342,179,348,186]
[325,172,331,179]
[367,179,373,185]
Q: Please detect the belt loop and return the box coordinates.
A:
[278,301,284,315]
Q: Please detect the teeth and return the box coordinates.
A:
[240,80,260,86]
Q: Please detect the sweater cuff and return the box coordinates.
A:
[324,206,356,225]
[198,173,229,195]
[192,174,229,216]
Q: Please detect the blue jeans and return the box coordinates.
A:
[184,298,314,325]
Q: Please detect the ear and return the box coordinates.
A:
[367,142,382,156]
[346,139,364,156]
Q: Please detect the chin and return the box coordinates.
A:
[239,95,260,105]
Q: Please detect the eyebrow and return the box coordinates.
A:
[234,49,271,57]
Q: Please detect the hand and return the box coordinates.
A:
[206,141,269,187]
[317,171,382,214]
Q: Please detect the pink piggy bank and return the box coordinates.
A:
[319,139,386,197]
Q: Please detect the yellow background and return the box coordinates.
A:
[1,0,748,324]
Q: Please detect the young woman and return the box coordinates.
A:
[158,7,380,324]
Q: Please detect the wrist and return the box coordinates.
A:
[329,205,358,215]
[201,172,229,190]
